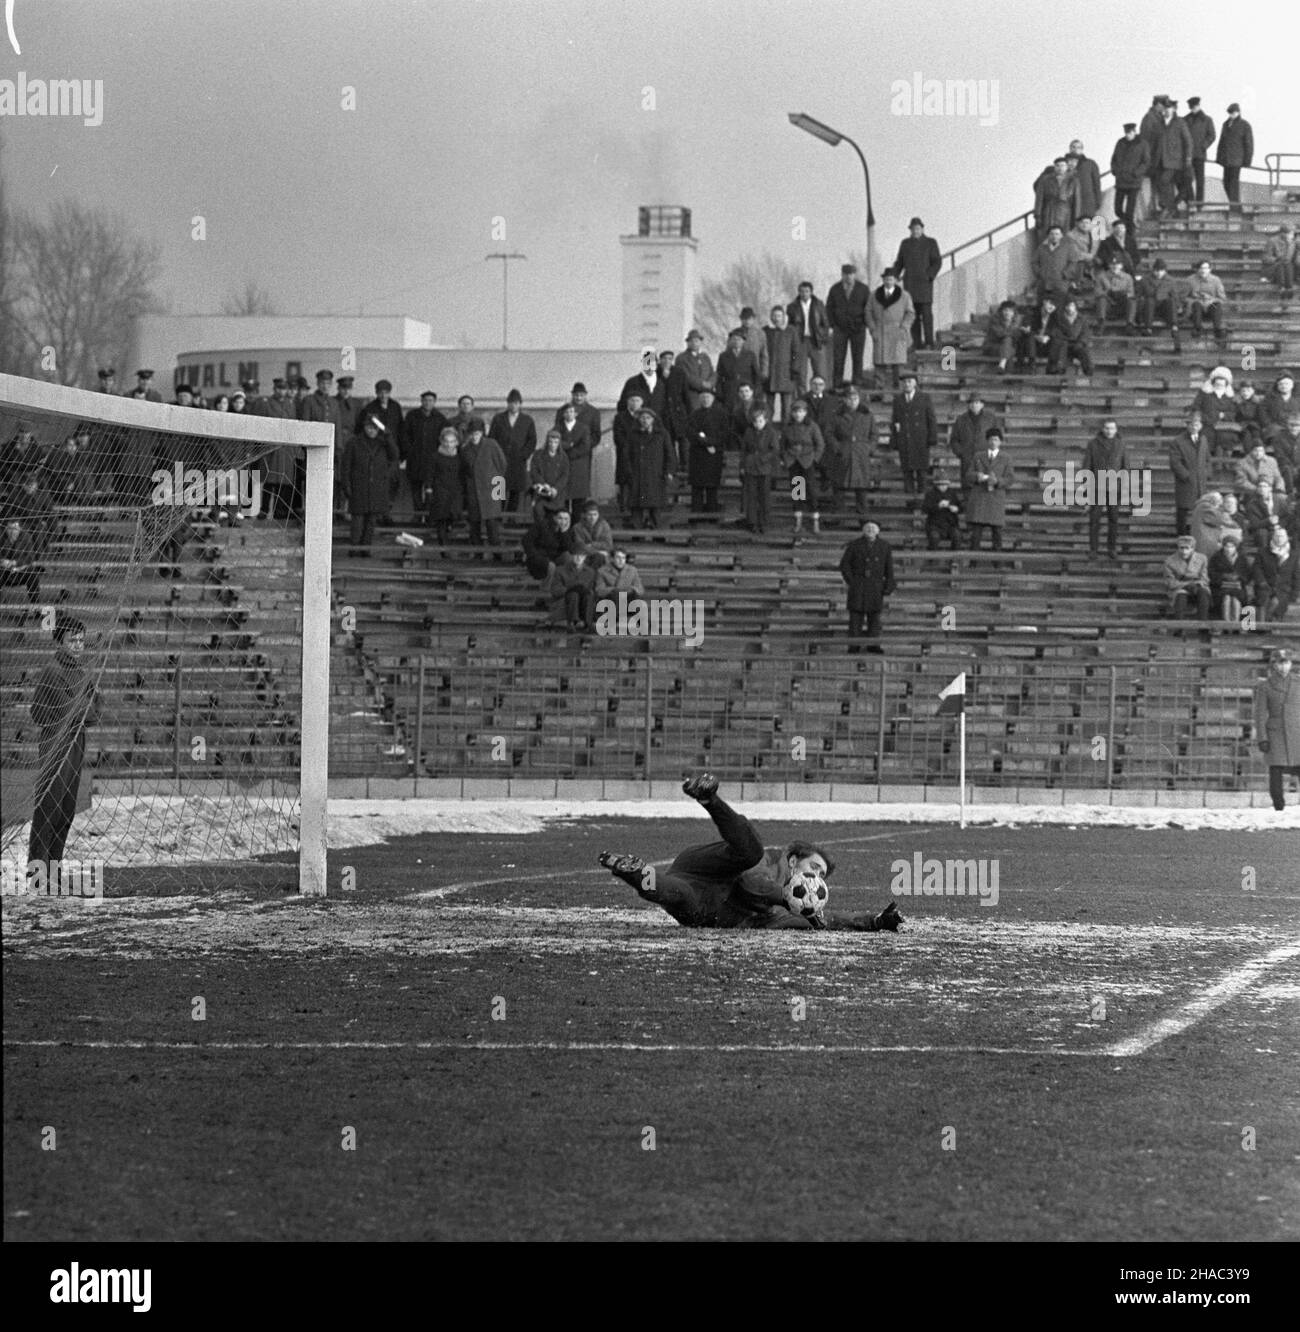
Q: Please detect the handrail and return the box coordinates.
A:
[1258,154,1300,189]
[939,171,1116,272]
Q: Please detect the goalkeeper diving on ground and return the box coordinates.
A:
[599,774,903,931]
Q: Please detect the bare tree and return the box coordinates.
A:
[693,249,873,350]
[0,134,26,376]
[9,199,162,387]
[221,278,278,316]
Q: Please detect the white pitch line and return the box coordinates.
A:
[1101,938,1300,1057]
[2,1038,1098,1056]
[408,827,930,901]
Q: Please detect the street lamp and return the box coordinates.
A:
[788,112,877,282]
[485,252,526,349]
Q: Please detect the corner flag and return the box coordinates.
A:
[937,673,966,715]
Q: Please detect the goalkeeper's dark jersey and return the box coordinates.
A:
[672,846,790,928]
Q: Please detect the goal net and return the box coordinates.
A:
[0,373,332,899]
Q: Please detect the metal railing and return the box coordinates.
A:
[1259,154,1300,190]
[369,650,1273,792]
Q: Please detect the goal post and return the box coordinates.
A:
[0,372,333,897]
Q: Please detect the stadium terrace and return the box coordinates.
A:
[0,72,104,126]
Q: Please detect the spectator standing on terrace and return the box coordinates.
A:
[618,349,668,418]
[1110,123,1150,230]
[425,427,465,545]
[826,263,870,389]
[835,385,877,517]
[866,268,916,389]
[788,280,832,389]
[676,331,716,415]
[948,391,1000,498]
[612,392,644,519]
[489,390,535,515]
[555,383,602,457]
[686,385,728,516]
[1163,534,1211,619]
[1066,140,1103,219]
[259,379,300,520]
[404,391,449,516]
[839,519,896,650]
[763,306,801,423]
[557,401,593,513]
[1152,100,1193,218]
[735,308,769,384]
[1183,98,1216,208]
[1264,224,1297,298]
[1208,533,1253,622]
[1254,648,1300,810]
[128,368,162,402]
[964,427,1014,552]
[1082,418,1129,560]
[1216,104,1253,210]
[361,380,404,521]
[449,395,477,441]
[1139,95,1168,216]
[460,419,507,548]
[1185,259,1229,350]
[894,217,942,351]
[662,349,691,462]
[1136,259,1182,352]
[739,402,780,535]
[297,369,342,515]
[96,368,117,395]
[1169,414,1211,535]
[626,407,673,529]
[1032,226,1075,305]
[1235,380,1267,451]
[334,377,361,447]
[528,429,571,516]
[1034,159,1078,236]
[340,416,398,553]
[780,398,825,538]
[891,369,937,499]
[715,330,761,413]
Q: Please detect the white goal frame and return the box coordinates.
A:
[0,372,333,895]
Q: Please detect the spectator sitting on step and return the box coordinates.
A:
[522,505,576,582]
[1163,533,1210,619]
[983,300,1026,373]
[1265,411,1300,496]
[41,425,93,505]
[1094,255,1138,333]
[1094,219,1139,277]
[1234,380,1267,451]
[528,429,571,517]
[1262,223,1297,298]
[1191,366,1237,456]
[1263,373,1298,434]
[1066,214,1100,284]
[572,500,614,567]
[595,547,646,613]
[1240,479,1289,557]
[1189,490,1234,557]
[1047,298,1094,377]
[922,466,963,550]
[1183,259,1229,351]
[425,426,465,546]
[1254,528,1300,622]
[1235,440,1286,503]
[1135,259,1182,352]
[12,473,54,556]
[1208,533,1254,623]
[0,517,42,604]
[1020,296,1058,375]
[550,550,597,631]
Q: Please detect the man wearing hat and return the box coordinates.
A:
[1255,648,1300,811]
[618,349,668,419]
[1111,122,1151,230]
[361,379,404,520]
[735,308,768,383]
[1163,532,1211,618]
[130,369,162,403]
[95,368,117,394]
[826,263,870,389]
[1152,98,1193,219]
[335,376,361,441]
[240,378,264,414]
[408,390,453,516]
[1066,139,1103,220]
[339,415,399,553]
[298,370,343,515]
[677,331,716,417]
[554,383,602,459]
[1216,104,1254,210]
[965,427,1015,551]
[890,369,937,498]
[626,407,673,529]
[1183,98,1216,208]
[893,218,942,351]
[866,267,916,387]
[27,614,100,874]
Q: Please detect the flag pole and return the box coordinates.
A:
[959,708,967,829]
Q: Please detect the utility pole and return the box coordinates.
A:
[485,252,526,349]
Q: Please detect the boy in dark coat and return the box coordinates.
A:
[740,404,780,535]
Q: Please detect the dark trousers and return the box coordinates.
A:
[901,465,929,495]
[468,518,502,545]
[848,608,883,638]
[1156,167,1183,213]
[969,522,1003,550]
[563,586,593,628]
[742,475,770,532]
[1190,302,1225,339]
[1222,166,1242,205]
[1267,764,1300,811]
[832,328,867,386]
[926,519,961,550]
[1191,158,1207,203]
[264,481,296,520]
[788,464,819,513]
[690,486,719,513]
[349,513,377,548]
[1114,186,1139,228]
[1097,292,1137,328]
[1138,295,1180,336]
[1048,335,1093,374]
[1170,586,1210,619]
[631,507,659,529]
[28,739,84,867]
[911,302,934,348]
[1174,506,1192,536]
[1088,506,1120,555]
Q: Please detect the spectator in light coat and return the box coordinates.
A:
[1163,534,1211,618]
[460,419,508,547]
[964,428,1015,551]
[865,269,916,387]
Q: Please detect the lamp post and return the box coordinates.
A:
[485,252,526,349]
[787,112,876,282]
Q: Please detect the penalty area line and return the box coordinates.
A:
[1101,937,1300,1057]
[3,1038,1101,1056]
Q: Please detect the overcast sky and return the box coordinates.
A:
[5,0,1297,350]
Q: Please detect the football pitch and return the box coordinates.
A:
[4,814,1299,1242]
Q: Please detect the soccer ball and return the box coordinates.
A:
[784,871,829,923]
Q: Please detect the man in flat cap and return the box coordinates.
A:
[95,368,117,394]
[893,218,942,352]
[1216,104,1254,211]
[826,263,870,390]
[553,383,602,465]
[1138,95,1169,218]
[361,379,405,521]
[1183,97,1216,209]
[240,378,264,414]
[334,375,361,442]
[1152,98,1193,219]
[1110,122,1150,231]
[129,369,162,402]
[298,369,344,516]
